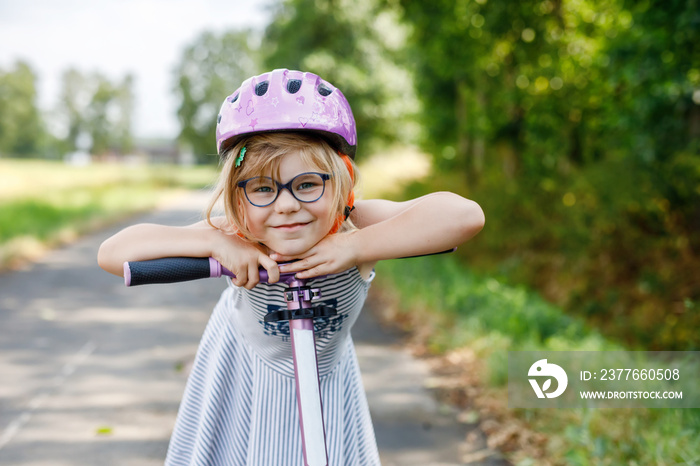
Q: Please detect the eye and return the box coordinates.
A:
[246,177,276,193]
[294,175,323,192]
[297,181,318,190]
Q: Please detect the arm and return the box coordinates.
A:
[97,218,280,288]
[97,222,216,276]
[350,192,484,261]
[272,192,485,278]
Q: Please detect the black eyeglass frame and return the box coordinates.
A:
[237,172,332,207]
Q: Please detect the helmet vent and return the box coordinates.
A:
[255,81,269,96]
[230,94,239,103]
[287,79,302,94]
[317,84,333,96]
[217,114,222,124]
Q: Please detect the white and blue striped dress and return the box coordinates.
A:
[165,267,380,465]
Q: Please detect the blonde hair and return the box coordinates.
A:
[205,132,358,242]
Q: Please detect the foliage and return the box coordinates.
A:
[0,63,134,158]
[399,150,699,350]
[262,0,420,153]
[375,255,700,465]
[0,61,44,156]
[389,0,700,350]
[375,255,614,358]
[173,30,259,162]
[56,69,135,155]
[399,0,699,175]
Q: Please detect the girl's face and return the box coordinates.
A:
[240,151,335,255]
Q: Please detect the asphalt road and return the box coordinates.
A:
[0,190,508,465]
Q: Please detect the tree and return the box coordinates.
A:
[400,0,593,180]
[57,69,134,156]
[0,61,44,156]
[599,0,700,160]
[173,30,259,162]
[397,0,700,350]
[57,69,89,152]
[399,0,699,181]
[86,74,134,155]
[263,0,420,154]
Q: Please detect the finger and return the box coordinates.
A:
[270,253,291,262]
[270,250,311,263]
[259,254,280,284]
[295,264,326,279]
[245,262,259,289]
[233,267,247,288]
[280,258,311,273]
[279,256,317,274]
[278,261,302,274]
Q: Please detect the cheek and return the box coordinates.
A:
[316,198,337,231]
[243,207,263,232]
[239,201,260,234]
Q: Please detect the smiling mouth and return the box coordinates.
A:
[273,222,310,230]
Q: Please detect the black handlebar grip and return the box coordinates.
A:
[124,257,215,286]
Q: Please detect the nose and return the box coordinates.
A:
[273,186,301,213]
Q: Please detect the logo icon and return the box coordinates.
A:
[528,359,568,398]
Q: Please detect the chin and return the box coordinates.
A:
[263,225,331,257]
[267,239,314,257]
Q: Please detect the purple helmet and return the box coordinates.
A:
[216,69,357,158]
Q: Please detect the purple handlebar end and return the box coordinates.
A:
[210,258,271,282]
[124,262,132,287]
[209,257,222,278]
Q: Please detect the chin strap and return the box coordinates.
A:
[328,153,355,235]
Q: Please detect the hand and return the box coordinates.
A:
[270,231,360,279]
[211,230,280,289]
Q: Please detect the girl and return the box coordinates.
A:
[98,69,484,465]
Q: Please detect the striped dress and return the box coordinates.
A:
[165,267,380,465]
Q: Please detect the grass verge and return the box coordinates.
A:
[0,159,216,269]
[374,255,700,465]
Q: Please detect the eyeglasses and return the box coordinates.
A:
[237,172,331,207]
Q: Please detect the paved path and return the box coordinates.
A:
[0,190,508,465]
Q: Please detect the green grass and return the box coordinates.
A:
[0,158,216,199]
[0,158,217,268]
[375,255,700,465]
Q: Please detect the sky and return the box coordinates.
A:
[0,0,272,140]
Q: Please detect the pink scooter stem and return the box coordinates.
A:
[285,278,328,466]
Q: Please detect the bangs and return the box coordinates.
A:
[205,132,357,242]
[241,134,333,179]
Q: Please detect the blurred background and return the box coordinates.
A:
[1,0,699,463]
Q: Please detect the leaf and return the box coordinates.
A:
[542,379,552,392]
[95,426,113,436]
